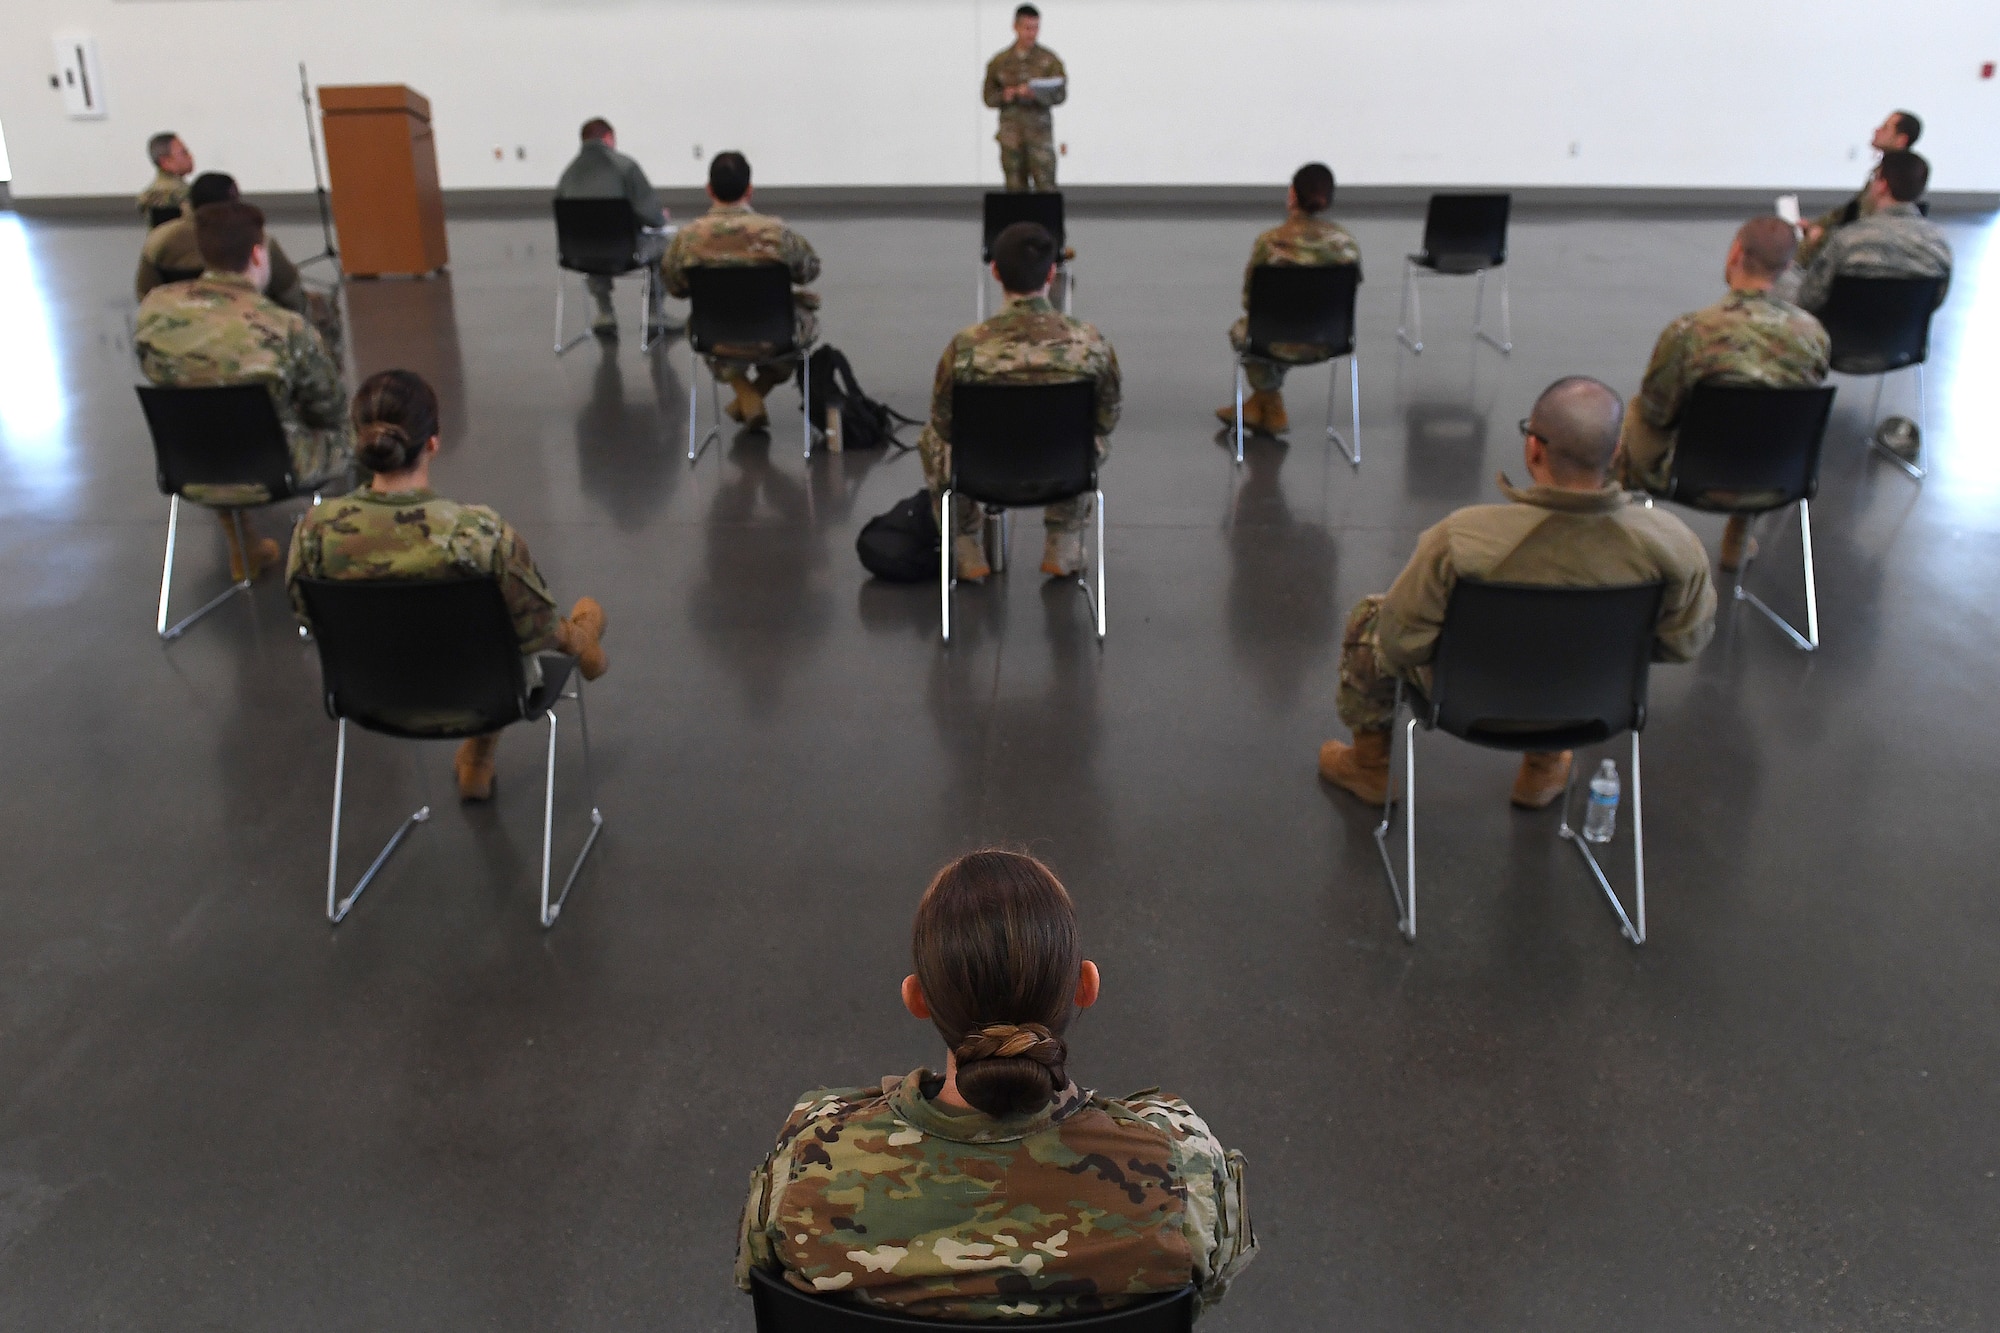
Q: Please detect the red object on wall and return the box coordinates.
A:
[1983,62,1995,79]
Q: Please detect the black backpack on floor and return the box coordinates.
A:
[857,489,940,582]
[800,346,918,451]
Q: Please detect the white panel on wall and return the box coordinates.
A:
[51,32,108,120]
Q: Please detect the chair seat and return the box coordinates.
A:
[1830,351,1921,376]
[1411,689,1620,752]
[1241,341,1343,365]
[341,654,578,742]
[559,256,648,278]
[1411,251,1498,275]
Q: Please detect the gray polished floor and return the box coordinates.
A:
[1,199,1996,1331]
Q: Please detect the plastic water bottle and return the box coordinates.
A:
[1582,759,1620,844]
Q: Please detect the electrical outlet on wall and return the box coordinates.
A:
[1569,141,1580,157]
[515,146,526,160]
[693,144,704,159]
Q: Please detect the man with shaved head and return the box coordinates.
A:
[1613,217,1829,570]
[1320,377,1716,811]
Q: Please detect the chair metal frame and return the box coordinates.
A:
[552,199,671,356]
[1368,580,1665,948]
[976,191,1075,321]
[1396,194,1514,355]
[1229,264,1362,469]
[683,266,819,465]
[940,382,1104,645]
[747,1269,1195,1332]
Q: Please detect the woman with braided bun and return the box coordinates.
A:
[736,850,1256,1320]
[286,369,610,800]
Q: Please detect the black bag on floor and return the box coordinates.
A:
[857,489,940,582]
[801,346,917,451]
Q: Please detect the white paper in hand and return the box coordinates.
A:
[1775,194,1801,226]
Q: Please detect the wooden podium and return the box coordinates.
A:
[318,84,449,278]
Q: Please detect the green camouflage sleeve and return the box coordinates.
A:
[1123,1093,1257,1315]
[661,231,693,299]
[1041,52,1068,107]
[286,323,349,431]
[1794,244,1838,313]
[135,253,162,302]
[1241,233,1272,311]
[928,333,965,445]
[784,227,821,287]
[1632,317,1692,429]
[734,1087,873,1292]
[1377,518,1457,670]
[982,55,1007,109]
[487,522,561,654]
[1094,340,1123,438]
[266,241,306,315]
[285,512,323,630]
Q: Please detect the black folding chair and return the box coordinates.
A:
[1817,274,1945,481]
[979,191,1073,319]
[1397,193,1513,355]
[153,264,204,285]
[943,380,1103,644]
[1231,264,1363,468]
[147,205,183,230]
[1373,579,1666,946]
[294,577,603,929]
[136,382,307,641]
[1666,383,1837,652]
[684,264,818,464]
[553,198,668,355]
[749,1269,1194,1333]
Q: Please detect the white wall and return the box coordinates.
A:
[1,0,1995,200]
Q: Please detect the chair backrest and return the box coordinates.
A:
[153,264,205,285]
[748,1269,1195,1333]
[1244,264,1360,356]
[982,191,1066,263]
[1427,579,1665,749]
[148,205,183,229]
[552,198,644,276]
[135,382,298,500]
[949,380,1098,508]
[685,264,798,354]
[1818,275,1942,374]
[1668,382,1836,510]
[294,577,531,737]
[1419,193,1511,271]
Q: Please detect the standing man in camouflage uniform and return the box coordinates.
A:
[135,201,353,583]
[737,850,1256,1320]
[917,222,1120,581]
[1215,162,1360,436]
[554,117,678,338]
[662,152,820,430]
[137,132,193,220]
[984,4,1066,192]
[1793,110,1921,271]
[1319,377,1715,811]
[1613,216,1829,571]
[289,369,608,800]
[136,173,344,365]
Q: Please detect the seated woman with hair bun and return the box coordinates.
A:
[286,368,610,801]
[736,850,1257,1321]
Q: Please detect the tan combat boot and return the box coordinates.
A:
[1041,530,1084,578]
[1250,390,1289,434]
[557,596,610,681]
[1216,392,1270,432]
[455,733,500,801]
[1719,515,1758,573]
[217,511,281,582]
[953,534,991,583]
[723,378,771,429]
[1319,729,1393,806]
[1510,750,1573,810]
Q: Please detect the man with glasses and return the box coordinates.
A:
[1318,378,1715,812]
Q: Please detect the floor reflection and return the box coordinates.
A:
[0,216,75,511]
[345,273,469,442]
[573,342,677,531]
[1224,437,1336,711]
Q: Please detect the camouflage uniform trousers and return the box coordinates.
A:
[1229,317,1336,393]
[1338,594,1431,732]
[703,306,819,388]
[918,421,1104,539]
[586,230,669,305]
[1000,132,1058,193]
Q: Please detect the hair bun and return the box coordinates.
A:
[358,421,409,450]
[953,1022,1067,1070]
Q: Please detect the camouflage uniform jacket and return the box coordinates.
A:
[736,1069,1256,1320]
[984,44,1067,147]
[554,139,667,230]
[662,203,821,356]
[1235,211,1362,365]
[920,295,1120,461]
[1614,289,1829,494]
[287,488,559,655]
[134,272,353,507]
[1796,202,1952,313]
[136,218,310,313]
[1378,478,1716,672]
[137,169,188,218]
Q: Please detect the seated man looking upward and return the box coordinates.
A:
[1796,149,1952,316]
[1320,377,1717,811]
[1794,110,1920,270]
[918,221,1121,581]
[554,117,676,338]
[662,151,820,430]
[1612,216,1829,571]
[135,201,353,583]
[288,370,609,801]
[137,172,343,361]
[1215,161,1360,436]
[137,131,194,220]
[737,849,1257,1319]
